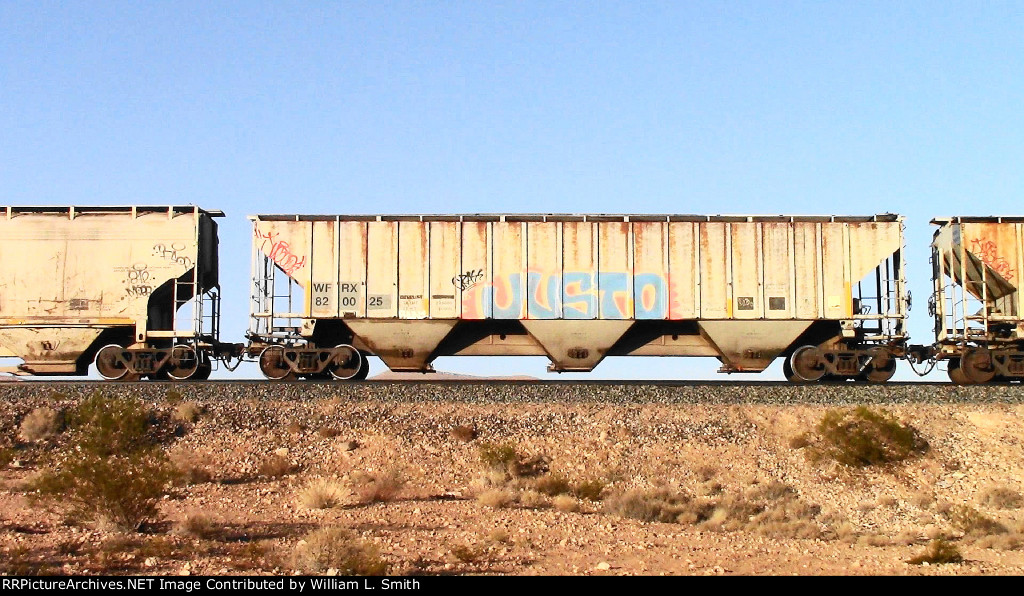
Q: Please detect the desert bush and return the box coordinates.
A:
[19,407,64,442]
[172,401,203,424]
[478,442,548,479]
[573,478,607,501]
[451,425,477,442]
[946,505,1008,537]
[170,451,213,485]
[174,513,217,539]
[258,454,294,478]
[907,539,963,565]
[477,488,517,509]
[534,474,572,497]
[292,527,389,575]
[553,494,579,512]
[351,469,405,504]
[300,478,348,509]
[287,421,306,434]
[980,486,1024,510]
[317,426,342,438]
[28,393,177,531]
[813,406,928,466]
[451,544,484,563]
[604,488,693,523]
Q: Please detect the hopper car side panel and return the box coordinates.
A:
[248,214,909,383]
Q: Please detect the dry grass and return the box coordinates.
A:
[980,486,1024,510]
[451,543,484,563]
[553,494,579,512]
[299,478,348,509]
[171,402,203,424]
[19,407,64,442]
[170,451,213,485]
[317,426,342,438]
[173,513,218,539]
[477,488,517,509]
[351,469,406,504]
[451,425,477,442]
[258,454,294,478]
[946,505,1008,538]
[604,488,694,523]
[907,539,963,565]
[292,527,389,575]
[478,442,548,479]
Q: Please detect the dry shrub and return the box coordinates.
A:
[812,406,928,467]
[478,442,548,480]
[351,469,405,504]
[907,539,963,565]
[980,486,1024,510]
[292,527,389,575]
[287,421,306,434]
[317,426,342,438]
[946,505,1008,537]
[170,451,213,485]
[300,478,347,509]
[553,494,579,512]
[604,488,693,523]
[27,393,178,531]
[451,425,477,442]
[534,474,572,497]
[518,489,548,508]
[258,454,294,478]
[172,401,203,424]
[451,544,483,563]
[174,513,217,539]
[573,478,606,501]
[19,407,64,442]
[477,488,517,509]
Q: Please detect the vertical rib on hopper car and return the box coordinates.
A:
[247,214,910,382]
[0,206,233,379]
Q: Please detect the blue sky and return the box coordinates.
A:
[2,1,1022,379]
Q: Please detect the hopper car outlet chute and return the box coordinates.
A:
[922,217,1024,383]
[246,214,910,383]
[0,206,242,380]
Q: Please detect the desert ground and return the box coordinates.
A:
[2,380,1024,576]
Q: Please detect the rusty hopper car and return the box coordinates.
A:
[929,217,1024,383]
[0,206,233,380]
[247,214,909,382]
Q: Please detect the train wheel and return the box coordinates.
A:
[259,346,295,381]
[327,345,362,380]
[352,352,371,381]
[167,345,201,381]
[862,348,897,383]
[783,357,807,383]
[95,344,132,381]
[948,359,972,385]
[961,348,996,384]
[789,345,826,382]
[193,361,213,380]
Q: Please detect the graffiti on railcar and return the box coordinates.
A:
[969,238,1015,282]
[460,271,669,319]
[452,269,485,291]
[151,242,194,270]
[120,263,153,297]
[255,229,307,276]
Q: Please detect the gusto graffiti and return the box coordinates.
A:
[460,271,670,319]
[255,229,307,275]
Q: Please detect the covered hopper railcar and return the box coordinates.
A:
[247,213,910,383]
[0,206,239,380]
[925,217,1024,383]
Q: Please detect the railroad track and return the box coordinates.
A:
[1,379,1022,405]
